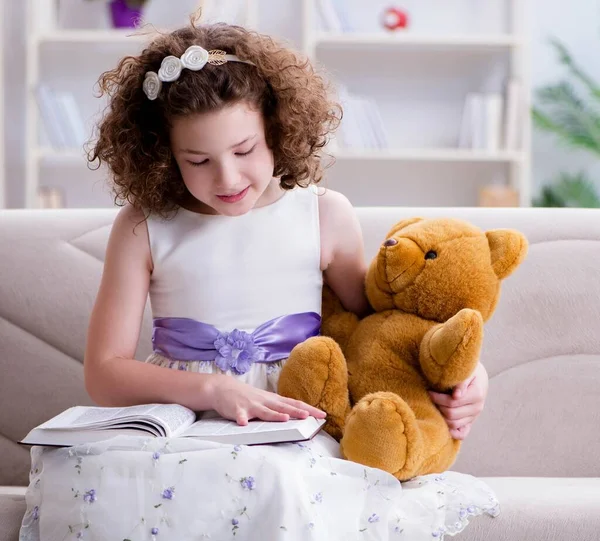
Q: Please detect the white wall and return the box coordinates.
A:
[3,0,599,207]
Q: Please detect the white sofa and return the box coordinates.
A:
[1,207,599,540]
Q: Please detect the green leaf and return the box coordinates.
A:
[548,37,600,102]
[533,37,600,156]
[533,172,600,208]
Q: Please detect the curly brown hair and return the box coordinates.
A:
[89,17,341,216]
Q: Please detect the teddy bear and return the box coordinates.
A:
[278,217,528,481]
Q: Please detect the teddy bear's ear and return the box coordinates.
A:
[386,217,424,239]
[486,229,528,279]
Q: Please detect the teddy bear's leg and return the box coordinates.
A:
[278,336,351,440]
[340,392,423,479]
[419,308,483,391]
[340,391,459,481]
[418,437,461,476]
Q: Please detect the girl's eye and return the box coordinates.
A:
[189,159,208,167]
[236,145,256,157]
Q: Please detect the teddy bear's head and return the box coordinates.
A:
[365,217,528,323]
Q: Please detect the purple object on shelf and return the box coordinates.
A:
[109,0,143,29]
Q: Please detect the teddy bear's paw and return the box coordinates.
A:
[420,308,483,389]
[278,336,350,440]
[340,392,423,480]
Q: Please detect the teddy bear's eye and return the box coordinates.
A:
[425,250,438,260]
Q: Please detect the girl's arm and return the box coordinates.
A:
[84,205,324,424]
[319,189,370,317]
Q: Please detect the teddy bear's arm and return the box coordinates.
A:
[419,308,483,390]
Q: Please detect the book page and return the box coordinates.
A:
[183,417,319,438]
[144,404,196,436]
[37,404,195,436]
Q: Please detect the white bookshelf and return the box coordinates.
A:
[333,149,525,163]
[23,0,531,208]
[0,0,5,208]
[24,0,257,209]
[315,33,524,50]
[304,0,532,207]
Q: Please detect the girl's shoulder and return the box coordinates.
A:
[108,204,153,272]
[111,204,149,239]
[317,188,359,231]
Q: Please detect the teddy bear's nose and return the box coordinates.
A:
[384,238,398,247]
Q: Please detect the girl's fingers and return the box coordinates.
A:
[439,404,479,421]
[430,390,478,409]
[446,415,476,430]
[279,396,326,418]
[235,407,249,426]
[254,406,290,422]
[269,401,310,419]
[450,423,473,440]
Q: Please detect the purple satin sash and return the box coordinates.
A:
[152,312,321,375]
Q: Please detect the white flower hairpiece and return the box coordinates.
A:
[143,45,255,101]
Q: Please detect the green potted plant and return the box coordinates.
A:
[86,0,147,28]
[532,38,600,207]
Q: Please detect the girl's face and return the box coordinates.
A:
[170,101,279,216]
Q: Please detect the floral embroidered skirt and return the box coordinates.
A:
[19,357,500,541]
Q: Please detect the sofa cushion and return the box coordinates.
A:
[0,488,26,541]
[460,477,600,541]
[2,208,600,485]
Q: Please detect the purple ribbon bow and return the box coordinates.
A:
[152,312,321,375]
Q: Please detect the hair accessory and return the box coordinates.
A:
[143,45,254,100]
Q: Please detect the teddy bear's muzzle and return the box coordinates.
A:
[378,237,425,289]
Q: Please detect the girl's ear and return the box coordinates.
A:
[385,217,423,239]
[486,229,528,279]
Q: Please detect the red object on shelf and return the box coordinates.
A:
[381,7,409,31]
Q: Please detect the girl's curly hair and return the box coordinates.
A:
[89,18,341,216]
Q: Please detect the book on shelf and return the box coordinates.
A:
[201,0,245,25]
[458,80,525,152]
[316,0,353,32]
[337,87,388,150]
[20,404,326,447]
[503,80,525,151]
[35,84,87,151]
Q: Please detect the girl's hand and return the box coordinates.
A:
[429,362,489,440]
[210,376,327,426]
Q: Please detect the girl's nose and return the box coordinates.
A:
[215,160,239,189]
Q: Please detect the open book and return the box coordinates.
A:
[20,404,326,447]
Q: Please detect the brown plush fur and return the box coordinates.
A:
[278,217,528,480]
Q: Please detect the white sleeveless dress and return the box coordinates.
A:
[20,188,500,541]
[144,186,323,391]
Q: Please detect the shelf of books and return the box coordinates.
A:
[306,0,531,207]
[24,0,530,208]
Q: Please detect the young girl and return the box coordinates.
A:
[21,17,496,541]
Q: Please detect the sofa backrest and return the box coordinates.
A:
[1,207,599,485]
